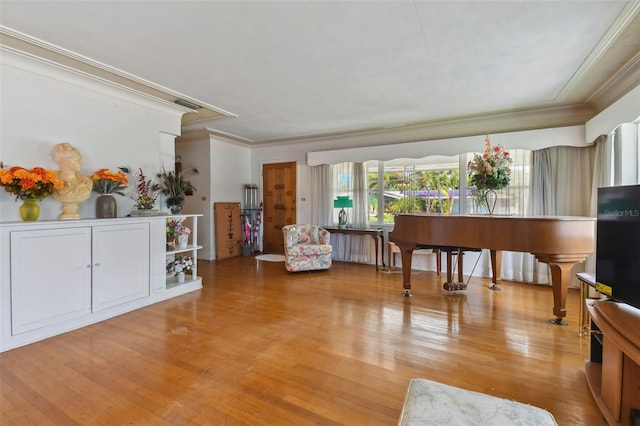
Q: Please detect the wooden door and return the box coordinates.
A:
[262,161,296,253]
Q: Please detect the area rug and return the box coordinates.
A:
[398,378,557,426]
[255,254,286,262]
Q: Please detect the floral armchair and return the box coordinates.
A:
[282,224,332,272]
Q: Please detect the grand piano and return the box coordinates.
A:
[388,214,595,324]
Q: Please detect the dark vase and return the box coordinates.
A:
[96,194,117,218]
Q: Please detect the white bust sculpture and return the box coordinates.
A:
[52,142,92,220]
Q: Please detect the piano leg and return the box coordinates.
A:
[489,249,502,291]
[547,262,573,326]
[399,244,414,297]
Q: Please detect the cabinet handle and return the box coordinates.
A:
[87,264,92,268]
[94,263,101,267]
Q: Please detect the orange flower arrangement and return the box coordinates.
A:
[91,168,128,195]
[0,166,64,200]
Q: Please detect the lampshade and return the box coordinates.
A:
[333,196,353,208]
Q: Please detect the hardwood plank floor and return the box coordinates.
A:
[0,257,603,425]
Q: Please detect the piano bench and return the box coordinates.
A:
[388,242,438,273]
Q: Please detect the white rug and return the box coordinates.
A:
[398,378,557,426]
[255,254,286,262]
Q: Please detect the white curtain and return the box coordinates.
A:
[530,149,555,215]
[549,145,596,216]
[329,162,372,263]
[351,162,368,227]
[310,164,333,226]
[585,133,614,271]
[526,144,596,285]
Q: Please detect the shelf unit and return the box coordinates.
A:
[0,215,204,352]
[165,214,203,291]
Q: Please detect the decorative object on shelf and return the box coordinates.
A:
[333,196,353,229]
[166,218,191,250]
[51,143,93,220]
[467,135,512,214]
[19,198,40,221]
[91,168,128,218]
[0,165,64,221]
[178,234,189,249]
[153,166,198,214]
[121,167,159,215]
[166,254,193,279]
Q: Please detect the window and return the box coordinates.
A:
[366,150,531,224]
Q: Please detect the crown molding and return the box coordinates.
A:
[556,0,640,102]
[243,103,595,150]
[178,128,254,146]
[0,26,236,120]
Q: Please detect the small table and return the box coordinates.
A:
[323,226,385,271]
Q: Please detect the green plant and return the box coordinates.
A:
[120,167,158,209]
[153,167,197,210]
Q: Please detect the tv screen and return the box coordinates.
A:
[596,185,640,310]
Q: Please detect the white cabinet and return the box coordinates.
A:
[10,227,92,334]
[0,215,202,352]
[92,223,150,311]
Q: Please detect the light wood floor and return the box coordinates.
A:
[1,257,602,425]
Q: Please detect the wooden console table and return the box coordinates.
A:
[585,299,640,425]
[324,227,385,271]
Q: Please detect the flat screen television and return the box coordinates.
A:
[596,184,640,310]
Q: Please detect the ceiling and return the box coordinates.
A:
[1,1,640,147]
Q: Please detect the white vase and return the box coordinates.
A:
[178,234,188,249]
[177,272,186,283]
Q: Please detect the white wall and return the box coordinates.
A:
[176,137,211,258]
[0,49,186,222]
[177,132,251,260]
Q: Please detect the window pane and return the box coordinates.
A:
[367,150,531,224]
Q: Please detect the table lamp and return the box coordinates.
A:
[334,196,353,229]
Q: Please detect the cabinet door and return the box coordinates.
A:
[10,227,92,335]
[92,223,150,311]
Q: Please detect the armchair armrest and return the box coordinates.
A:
[318,227,331,244]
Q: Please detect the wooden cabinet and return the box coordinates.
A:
[0,215,202,352]
[585,300,640,426]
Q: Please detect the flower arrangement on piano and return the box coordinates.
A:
[467,135,512,190]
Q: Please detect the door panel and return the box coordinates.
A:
[10,227,92,335]
[263,161,296,253]
[92,223,150,311]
